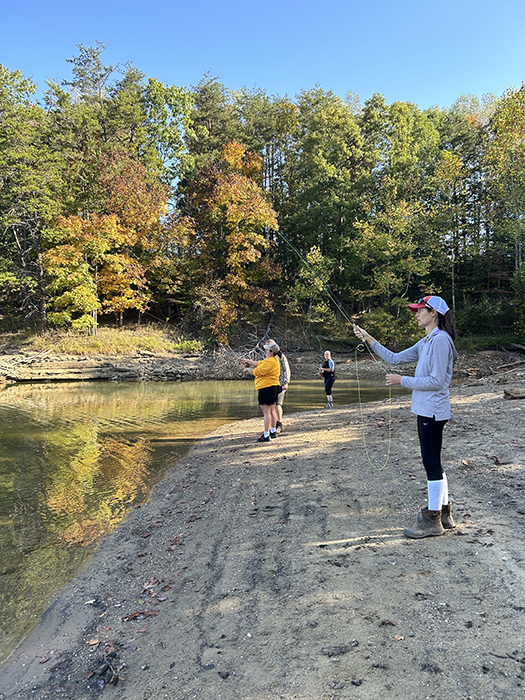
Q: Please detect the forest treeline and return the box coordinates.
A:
[2,42,525,344]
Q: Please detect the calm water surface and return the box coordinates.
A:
[0,378,404,661]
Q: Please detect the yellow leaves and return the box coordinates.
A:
[209,300,237,343]
[242,151,264,178]
[224,272,249,290]
[42,147,175,328]
[44,170,167,324]
[46,214,124,255]
[221,140,262,176]
[215,172,277,232]
[98,253,151,314]
[222,140,246,171]
[155,214,197,251]
[435,150,465,190]
[45,429,153,547]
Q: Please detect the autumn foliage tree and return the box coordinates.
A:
[180,140,278,341]
[44,150,170,328]
[6,45,525,341]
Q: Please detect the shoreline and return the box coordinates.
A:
[2,378,525,699]
[0,347,513,385]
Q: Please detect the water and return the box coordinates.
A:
[0,378,403,662]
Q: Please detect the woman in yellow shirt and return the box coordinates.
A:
[241,341,281,443]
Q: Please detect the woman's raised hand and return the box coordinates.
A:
[353,325,376,345]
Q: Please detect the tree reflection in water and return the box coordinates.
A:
[0,377,397,661]
[0,379,260,662]
[45,429,152,546]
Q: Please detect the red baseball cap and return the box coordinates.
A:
[408,295,450,315]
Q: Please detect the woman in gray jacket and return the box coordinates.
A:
[354,295,458,539]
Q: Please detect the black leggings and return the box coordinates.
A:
[417,415,447,481]
[324,375,335,395]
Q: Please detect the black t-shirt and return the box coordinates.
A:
[322,359,335,378]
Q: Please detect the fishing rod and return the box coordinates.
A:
[274,228,393,471]
[274,230,358,331]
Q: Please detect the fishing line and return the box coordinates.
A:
[354,343,392,471]
[274,228,393,470]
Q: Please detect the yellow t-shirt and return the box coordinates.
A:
[253,356,280,390]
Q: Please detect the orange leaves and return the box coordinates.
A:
[98,253,151,315]
[221,140,262,177]
[182,141,279,341]
[98,150,169,232]
[43,148,174,326]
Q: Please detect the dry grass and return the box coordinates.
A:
[0,326,204,357]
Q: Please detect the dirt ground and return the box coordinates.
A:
[1,362,525,700]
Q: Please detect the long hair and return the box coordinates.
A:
[437,311,456,341]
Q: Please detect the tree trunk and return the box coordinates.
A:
[35,240,46,336]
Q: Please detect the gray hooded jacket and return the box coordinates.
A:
[371,327,458,420]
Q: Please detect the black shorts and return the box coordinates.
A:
[258,385,280,405]
[324,375,335,394]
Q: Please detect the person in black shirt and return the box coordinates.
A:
[318,350,335,407]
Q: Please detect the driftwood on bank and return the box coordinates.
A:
[0,356,206,383]
[0,347,516,385]
[496,359,525,370]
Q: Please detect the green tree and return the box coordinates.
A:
[185,75,239,168]
[234,87,300,213]
[349,188,433,310]
[485,85,525,330]
[279,87,369,303]
[485,85,525,270]
[0,65,64,332]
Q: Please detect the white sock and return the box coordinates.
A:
[270,428,276,434]
[427,480,445,511]
[264,431,269,438]
[441,473,449,505]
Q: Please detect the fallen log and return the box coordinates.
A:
[496,359,525,370]
[5,367,140,382]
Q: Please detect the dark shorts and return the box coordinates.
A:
[324,375,335,395]
[276,388,286,406]
[258,385,280,406]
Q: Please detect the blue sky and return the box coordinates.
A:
[2,0,525,109]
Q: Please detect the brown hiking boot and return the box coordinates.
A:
[404,507,444,539]
[416,503,455,530]
[441,503,455,529]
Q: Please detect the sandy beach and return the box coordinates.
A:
[1,367,525,700]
